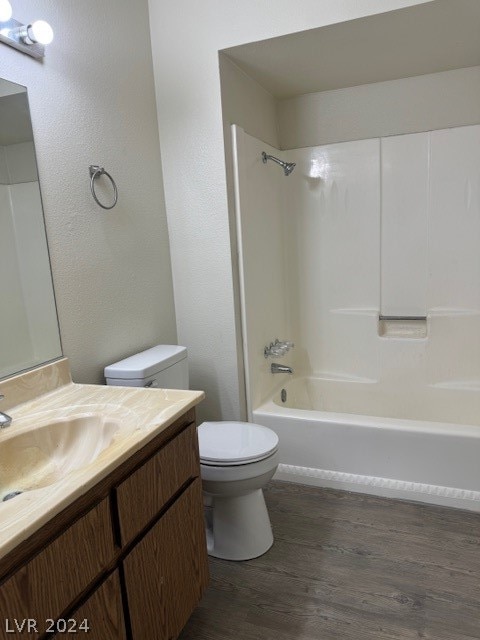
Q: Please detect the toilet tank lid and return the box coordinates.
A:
[104,345,187,380]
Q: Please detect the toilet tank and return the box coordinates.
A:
[104,345,188,389]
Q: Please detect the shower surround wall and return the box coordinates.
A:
[234,123,480,415]
[232,129,290,413]
[233,123,480,507]
[0,143,60,378]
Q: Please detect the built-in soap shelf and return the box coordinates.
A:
[378,315,427,339]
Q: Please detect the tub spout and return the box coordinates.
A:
[271,363,293,374]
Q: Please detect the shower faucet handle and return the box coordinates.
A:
[277,340,294,349]
[264,339,295,358]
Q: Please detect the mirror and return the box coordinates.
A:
[0,78,62,379]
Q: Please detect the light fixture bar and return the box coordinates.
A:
[0,18,48,59]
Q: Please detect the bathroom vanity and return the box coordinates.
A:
[0,75,208,638]
[0,360,208,639]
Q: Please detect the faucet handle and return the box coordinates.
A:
[264,339,295,358]
[0,395,4,402]
[277,339,294,349]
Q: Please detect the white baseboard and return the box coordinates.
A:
[274,463,480,512]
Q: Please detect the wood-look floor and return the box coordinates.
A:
[179,481,480,640]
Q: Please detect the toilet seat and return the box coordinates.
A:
[198,421,279,466]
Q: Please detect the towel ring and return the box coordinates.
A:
[89,165,118,210]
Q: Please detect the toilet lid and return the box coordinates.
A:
[198,421,279,465]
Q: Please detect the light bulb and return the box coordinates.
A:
[0,0,12,22]
[27,20,54,45]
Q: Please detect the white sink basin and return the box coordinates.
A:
[0,413,120,501]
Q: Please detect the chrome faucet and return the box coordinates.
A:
[0,395,12,428]
[264,339,295,359]
[271,363,293,374]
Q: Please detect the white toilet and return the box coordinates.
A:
[105,345,279,561]
[199,421,278,561]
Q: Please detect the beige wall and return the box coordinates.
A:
[148,0,430,421]
[231,127,291,417]
[0,0,177,384]
[220,55,279,150]
[278,66,480,149]
[219,54,280,420]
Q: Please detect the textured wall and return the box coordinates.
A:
[278,66,480,149]
[0,0,177,383]
[148,0,429,421]
[220,56,279,150]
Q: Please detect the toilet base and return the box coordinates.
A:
[204,488,274,561]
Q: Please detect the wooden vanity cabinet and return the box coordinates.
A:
[53,571,126,640]
[124,478,208,640]
[0,499,115,640]
[0,409,208,640]
[116,422,200,545]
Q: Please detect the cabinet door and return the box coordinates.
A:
[0,499,115,640]
[52,571,126,640]
[117,423,199,545]
[123,478,209,640]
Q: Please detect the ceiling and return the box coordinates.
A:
[222,0,480,99]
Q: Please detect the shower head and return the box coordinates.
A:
[262,151,296,176]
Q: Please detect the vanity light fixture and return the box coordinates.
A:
[0,0,12,22]
[0,12,54,59]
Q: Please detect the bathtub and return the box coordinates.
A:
[253,376,480,511]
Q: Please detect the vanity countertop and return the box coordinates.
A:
[0,359,204,562]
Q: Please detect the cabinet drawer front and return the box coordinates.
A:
[117,423,199,545]
[0,499,114,639]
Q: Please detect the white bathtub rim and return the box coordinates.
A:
[274,463,480,512]
[254,400,480,437]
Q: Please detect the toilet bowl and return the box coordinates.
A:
[198,421,279,561]
[105,347,279,561]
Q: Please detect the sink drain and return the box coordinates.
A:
[2,491,23,502]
